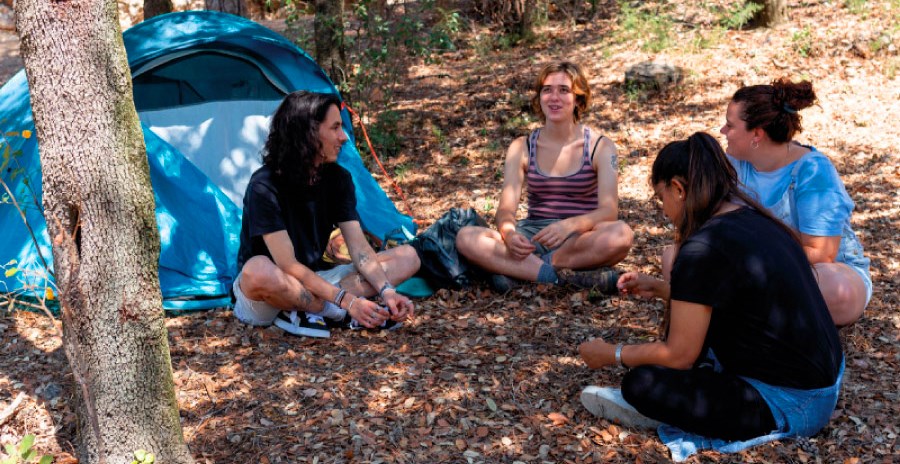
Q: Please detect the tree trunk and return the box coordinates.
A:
[314,0,346,87]
[14,0,195,463]
[204,0,247,17]
[751,0,788,27]
[143,0,174,21]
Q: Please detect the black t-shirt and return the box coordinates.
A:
[670,207,842,389]
[237,164,359,271]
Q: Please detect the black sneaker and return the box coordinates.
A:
[558,267,620,294]
[490,274,517,294]
[274,311,330,338]
[348,316,403,332]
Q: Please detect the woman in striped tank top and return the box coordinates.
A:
[456,61,633,292]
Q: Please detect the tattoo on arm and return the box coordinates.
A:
[297,288,313,309]
[357,251,372,265]
[610,153,618,173]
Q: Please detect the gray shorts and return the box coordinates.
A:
[515,217,561,257]
[232,263,355,326]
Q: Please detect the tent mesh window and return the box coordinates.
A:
[133,51,286,111]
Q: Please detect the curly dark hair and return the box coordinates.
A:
[731,77,817,143]
[263,91,343,186]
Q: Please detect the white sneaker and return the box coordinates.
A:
[274,311,330,338]
[580,386,662,430]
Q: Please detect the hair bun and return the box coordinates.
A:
[772,77,816,112]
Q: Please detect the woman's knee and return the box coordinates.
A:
[814,263,866,326]
[389,244,421,274]
[455,226,490,256]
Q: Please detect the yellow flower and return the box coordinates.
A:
[21,129,32,139]
[45,287,55,300]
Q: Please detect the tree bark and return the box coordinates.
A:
[314,0,346,87]
[204,0,247,17]
[751,0,788,27]
[143,0,174,21]
[14,0,195,463]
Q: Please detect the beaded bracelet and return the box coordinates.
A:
[347,296,359,312]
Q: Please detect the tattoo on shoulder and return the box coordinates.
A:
[610,153,618,173]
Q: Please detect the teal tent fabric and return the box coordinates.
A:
[0,11,415,311]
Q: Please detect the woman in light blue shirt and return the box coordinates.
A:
[719,78,871,326]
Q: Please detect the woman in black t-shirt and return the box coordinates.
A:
[578,132,843,459]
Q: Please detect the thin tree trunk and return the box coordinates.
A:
[751,0,788,27]
[14,0,195,462]
[144,0,174,21]
[314,0,346,87]
[204,0,247,17]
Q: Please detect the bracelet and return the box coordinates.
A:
[334,289,347,306]
[378,282,395,298]
[347,296,359,312]
[615,343,625,368]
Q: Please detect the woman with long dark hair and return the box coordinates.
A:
[579,132,843,460]
[233,91,420,337]
[720,78,870,326]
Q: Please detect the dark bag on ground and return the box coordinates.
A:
[410,207,488,289]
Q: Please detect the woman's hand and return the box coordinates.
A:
[578,338,616,369]
[503,231,536,260]
[617,271,667,300]
[532,220,577,250]
[347,296,389,328]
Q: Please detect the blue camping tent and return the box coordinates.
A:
[0,11,415,311]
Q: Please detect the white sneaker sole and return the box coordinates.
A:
[580,386,662,430]
[274,317,330,338]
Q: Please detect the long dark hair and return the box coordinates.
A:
[732,77,817,143]
[263,90,342,186]
[651,132,801,244]
[651,132,802,338]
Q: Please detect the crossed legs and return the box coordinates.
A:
[455,220,633,282]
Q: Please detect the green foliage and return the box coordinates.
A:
[792,26,814,57]
[1,435,53,464]
[717,1,764,29]
[845,0,868,15]
[431,125,450,155]
[885,57,899,79]
[362,109,403,161]
[616,1,674,53]
[131,449,155,464]
[1,131,58,313]
[393,162,410,180]
[285,0,463,161]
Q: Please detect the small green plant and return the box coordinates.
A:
[792,26,814,58]
[845,0,868,15]
[717,1,764,29]
[363,109,402,160]
[1,435,53,464]
[131,449,155,464]
[616,1,674,53]
[884,58,899,79]
[393,162,410,180]
[430,125,451,155]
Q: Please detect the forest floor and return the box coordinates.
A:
[1,1,899,463]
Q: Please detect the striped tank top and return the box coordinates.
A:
[525,127,599,219]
